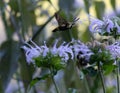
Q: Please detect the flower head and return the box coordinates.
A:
[106,42,120,59]
[89,17,104,33]
[22,40,74,66]
[71,40,94,65]
[89,16,120,36]
[51,40,74,62]
[22,40,42,64]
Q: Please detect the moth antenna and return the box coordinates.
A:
[74,17,80,22]
[71,17,79,26]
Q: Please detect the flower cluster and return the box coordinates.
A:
[22,39,96,68]
[89,15,120,66]
[50,40,74,62]
[89,16,120,37]
[22,40,74,69]
[106,42,120,59]
[22,39,118,67]
[71,40,94,65]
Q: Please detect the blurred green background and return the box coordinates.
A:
[0,0,120,93]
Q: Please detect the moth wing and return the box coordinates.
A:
[52,27,59,32]
[54,12,67,26]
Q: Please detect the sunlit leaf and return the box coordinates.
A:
[9,0,19,12]
[94,1,105,19]
[17,0,36,33]
[110,0,116,10]
[81,28,92,42]
[102,65,116,75]
[83,0,92,13]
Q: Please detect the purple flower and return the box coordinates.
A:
[22,40,74,64]
[103,17,114,33]
[51,40,74,62]
[41,41,49,57]
[22,40,42,64]
[115,21,120,34]
[106,42,120,59]
[89,16,120,36]
[71,40,93,63]
[89,17,104,33]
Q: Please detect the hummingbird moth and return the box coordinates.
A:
[52,12,79,32]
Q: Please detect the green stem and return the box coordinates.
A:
[84,76,91,93]
[68,29,73,41]
[50,69,60,93]
[98,62,106,93]
[116,60,120,93]
[17,0,25,40]
[114,37,119,93]
[15,72,22,93]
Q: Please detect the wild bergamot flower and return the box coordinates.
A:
[71,39,94,65]
[106,42,120,59]
[22,40,42,64]
[22,39,74,70]
[89,16,120,37]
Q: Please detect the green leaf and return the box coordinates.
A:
[35,55,65,71]
[34,56,51,68]
[1,9,14,39]
[110,0,116,10]
[102,65,116,75]
[51,56,65,70]
[17,0,36,33]
[0,40,20,90]
[81,27,92,42]
[9,0,19,12]
[30,74,50,88]
[83,0,92,13]
[94,1,105,19]
[90,48,114,65]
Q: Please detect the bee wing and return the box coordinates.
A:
[54,12,67,26]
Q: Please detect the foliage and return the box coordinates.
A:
[0,0,120,93]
